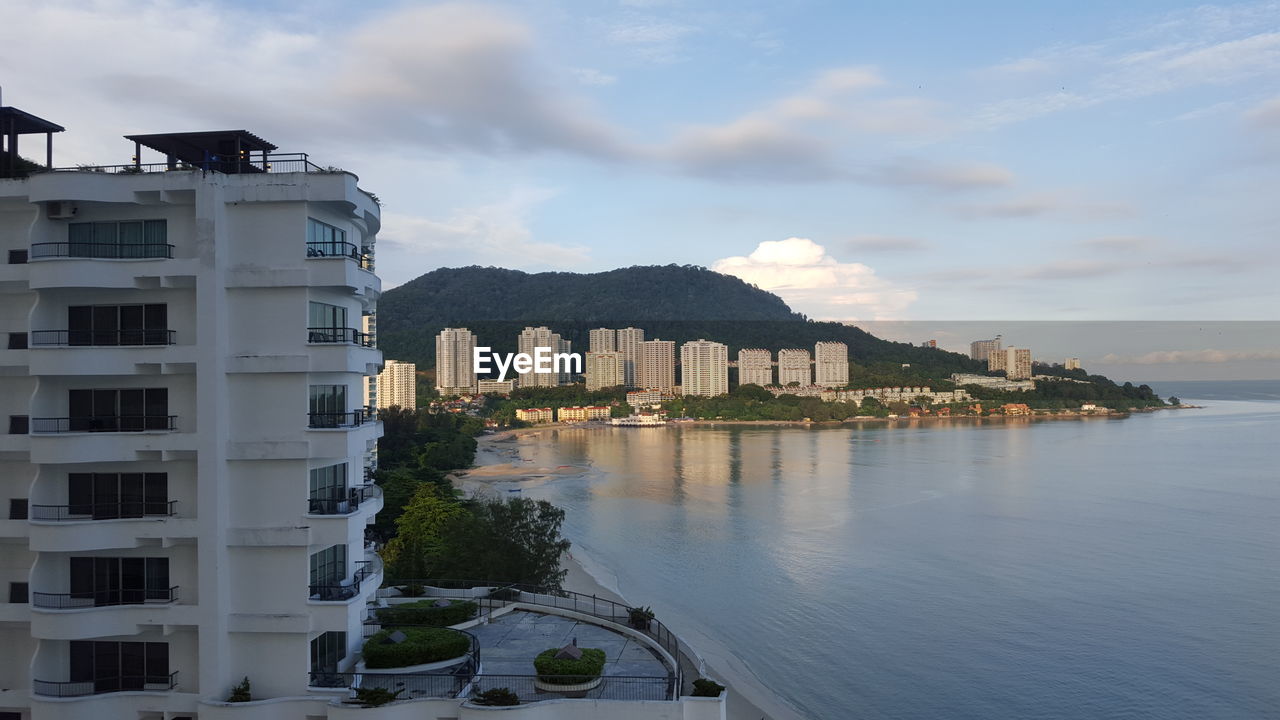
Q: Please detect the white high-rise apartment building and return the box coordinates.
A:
[377,359,417,409]
[0,123,384,719]
[814,342,849,388]
[585,351,624,391]
[516,326,568,387]
[777,349,812,387]
[434,327,477,394]
[637,339,675,393]
[589,328,617,353]
[737,348,772,387]
[616,327,645,388]
[680,340,728,397]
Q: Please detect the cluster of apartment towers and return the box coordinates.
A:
[435,326,851,397]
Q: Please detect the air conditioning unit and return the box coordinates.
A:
[47,201,78,220]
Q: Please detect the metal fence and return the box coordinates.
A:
[28,242,174,260]
[33,671,178,697]
[29,500,177,521]
[31,586,179,609]
[468,674,673,702]
[29,415,177,433]
[29,329,175,346]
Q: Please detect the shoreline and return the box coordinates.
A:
[462,432,799,720]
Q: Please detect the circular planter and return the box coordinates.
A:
[533,676,602,697]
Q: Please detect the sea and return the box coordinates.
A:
[491,380,1280,720]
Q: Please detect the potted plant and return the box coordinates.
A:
[627,605,655,629]
[532,643,606,696]
[227,676,252,702]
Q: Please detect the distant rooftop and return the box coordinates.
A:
[124,130,281,174]
[1,104,65,177]
[1,106,65,135]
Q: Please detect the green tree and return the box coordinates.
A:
[381,486,467,580]
[436,498,571,589]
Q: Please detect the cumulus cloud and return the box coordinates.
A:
[377,188,589,288]
[712,238,916,320]
[1101,349,1280,365]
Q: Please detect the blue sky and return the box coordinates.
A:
[3,1,1279,334]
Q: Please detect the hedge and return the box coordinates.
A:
[532,647,606,684]
[375,599,477,627]
[362,627,471,669]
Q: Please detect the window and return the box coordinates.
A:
[66,304,168,346]
[7,332,26,349]
[8,582,28,604]
[308,384,347,427]
[67,220,168,259]
[7,249,27,264]
[68,473,168,519]
[306,218,347,257]
[309,464,348,514]
[69,557,171,605]
[69,640,169,692]
[309,544,347,589]
[67,388,169,431]
[308,302,349,342]
[8,415,28,434]
[310,631,347,674]
[8,498,27,519]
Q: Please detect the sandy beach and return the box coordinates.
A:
[461,429,797,720]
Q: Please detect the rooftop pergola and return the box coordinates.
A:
[124,130,278,173]
[0,105,65,178]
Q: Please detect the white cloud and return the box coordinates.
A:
[1101,349,1280,365]
[867,158,1014,190]
[712,238,916,320]
[377,188,589,288]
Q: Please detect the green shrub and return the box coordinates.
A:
[533,647,606,684]
[627,605,655,628]
[472,687,520,706]
[362,627,471,669]
[354,687,403,707]
[226,676,251,702]
[691,678,725,697]
[375,599,477,627]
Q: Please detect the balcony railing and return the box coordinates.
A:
[33,671,178,697]
[30,329,176,347]
[31,586,179,609]
[308,484,380,515]
[309,557,380,602]
[29,416,177,433]
[306,327,374,347]
[29,500,177,522]
[54,152,320,175]
[306,240,372,269]
[29,242,174,260]
[307,409,374,429]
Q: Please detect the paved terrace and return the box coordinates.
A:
[467,609,672,700]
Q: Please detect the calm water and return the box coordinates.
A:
[502,383,1280,720]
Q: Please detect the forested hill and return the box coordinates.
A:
[377,265,987,377]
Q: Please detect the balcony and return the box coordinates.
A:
[306,240,371,270]
[30,329,176,347]
[306,327,373,347]
[33,671,178,698]
[309,554,382,603]
[307,484,380,516]
[29,242,174,260]
[307,408,375,429]
[29,500,177,522]
[30,416,177,433]
[31,586,179,610]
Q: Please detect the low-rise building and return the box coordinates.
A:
[515,407,554,423]
[1002,403,1032,416]
[951,373,1036,392]
[627,389,672,408]
[558,405,611,422]
[478,379,516,395]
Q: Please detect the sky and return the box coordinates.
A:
[2,0,1278,378]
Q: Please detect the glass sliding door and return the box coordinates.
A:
[308,385,347,428]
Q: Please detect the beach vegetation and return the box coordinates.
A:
[691,678,726,697]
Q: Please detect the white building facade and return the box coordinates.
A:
[0,132,385,720]
[585,351,624,391]
[588,328,616,353]
[736,349,772,387]
[616,327,645,388]
[637,339,675,393]
[813,342,848,388]
[515,326,570,388]
[377,359,416,409]
[433,327,476,395]
[777,349,811,387]
[680,340,728,397]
